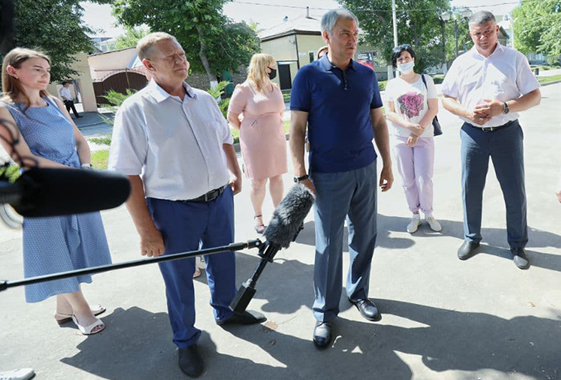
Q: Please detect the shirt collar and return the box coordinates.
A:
[320,53,358,72]
[147,79,196,103]
[470,42,505,59]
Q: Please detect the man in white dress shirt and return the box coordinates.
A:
[109,32,264,378]
[59,82,81,118]
[441,11,541,269]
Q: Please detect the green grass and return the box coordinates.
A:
[91,150,109,169]
[538,74,561,85]
[532,64,561,71]
[89,135,112,146]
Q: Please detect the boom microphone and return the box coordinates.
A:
[2,168,131,217]
[230,183,314,314]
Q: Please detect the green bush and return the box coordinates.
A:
[89,136,112,146]
[230,127,240,144]
[432,74,444,84]
[100,89,137,126]
[0,164,21,182]
[208,81,232,119]
[378,80,387,91]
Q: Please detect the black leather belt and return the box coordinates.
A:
[471,119,517,132]
[185,184,228,203]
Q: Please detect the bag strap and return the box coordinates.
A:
[420,74,428,89]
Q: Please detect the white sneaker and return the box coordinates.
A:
[426,216,442,232]
[0,368,35,380]
[406,216,421,233]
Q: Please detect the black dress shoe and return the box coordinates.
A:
[457,241,480,260]
[216,311,266,326]
[313,322,332,349]
[511,247,530,269]
[178,345,204,378]
[349,298,382,322]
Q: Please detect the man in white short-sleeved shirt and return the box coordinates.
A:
[441,11,541,269]
[108,32,264,378]
[59,82,81,118]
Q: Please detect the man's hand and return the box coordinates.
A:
[230,175,242,195]
[140,226,165,257]
[407,134,419,147]
[556,189,561,203]
[466,109,492,125]
[474,99,504,120]
[299,178,316,196]
[380,163,393,192]
[407,123,425,136]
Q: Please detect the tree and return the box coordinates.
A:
[513,0,561,64]
[0,0,95,82]
[115,26,149,50]
[337,0,454,72]
[112,0,260,86]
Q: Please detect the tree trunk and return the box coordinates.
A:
[196,27,218,88]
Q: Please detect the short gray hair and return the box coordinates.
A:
[321,9,358,36]
[469,11,496,26]
[136,32,177,60]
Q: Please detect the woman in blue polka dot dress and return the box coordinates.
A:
[0,48,112,335]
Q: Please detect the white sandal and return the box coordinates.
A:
[72,315,105,335]
[55,305,106,325]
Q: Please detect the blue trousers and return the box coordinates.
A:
[460,121,528,248]
[310,161,378,323]
[146,186,236,348]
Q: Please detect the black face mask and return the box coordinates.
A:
[268,68,277,80]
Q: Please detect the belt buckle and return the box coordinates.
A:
[205,188,219,202]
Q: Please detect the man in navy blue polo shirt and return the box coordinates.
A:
[289,8,393,349]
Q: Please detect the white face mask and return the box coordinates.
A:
[397,61,415,74]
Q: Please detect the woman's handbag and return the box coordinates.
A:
[421,74,443,136]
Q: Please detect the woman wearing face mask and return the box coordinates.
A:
[227,53,287,234]
[385,44,442,234]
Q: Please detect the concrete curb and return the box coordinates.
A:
[540,79,561,87]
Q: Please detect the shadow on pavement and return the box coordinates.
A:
[220,299,561,380]
[295,214,561,272]
[58,266,561,380]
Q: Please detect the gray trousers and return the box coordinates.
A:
[311,161,378,323]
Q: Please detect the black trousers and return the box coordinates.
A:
[63,100,80,118]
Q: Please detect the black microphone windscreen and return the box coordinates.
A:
[11,168,131,217]
[264,183,314,248]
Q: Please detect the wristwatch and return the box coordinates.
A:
[502,101,510,114]
[294,174,309,183]
[81,163,92,169]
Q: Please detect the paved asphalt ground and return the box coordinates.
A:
[0,83,560,380]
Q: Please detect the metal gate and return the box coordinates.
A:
[93,70,148,105]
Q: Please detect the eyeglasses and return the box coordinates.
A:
[392,44,411,52]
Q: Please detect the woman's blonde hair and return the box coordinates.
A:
[246,53,276,92]
[1,48,51,109]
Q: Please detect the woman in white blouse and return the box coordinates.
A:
[385,44,442,234]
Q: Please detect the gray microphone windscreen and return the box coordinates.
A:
[264,183,314,248]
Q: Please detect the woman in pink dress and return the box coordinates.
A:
[227,53,287,233]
